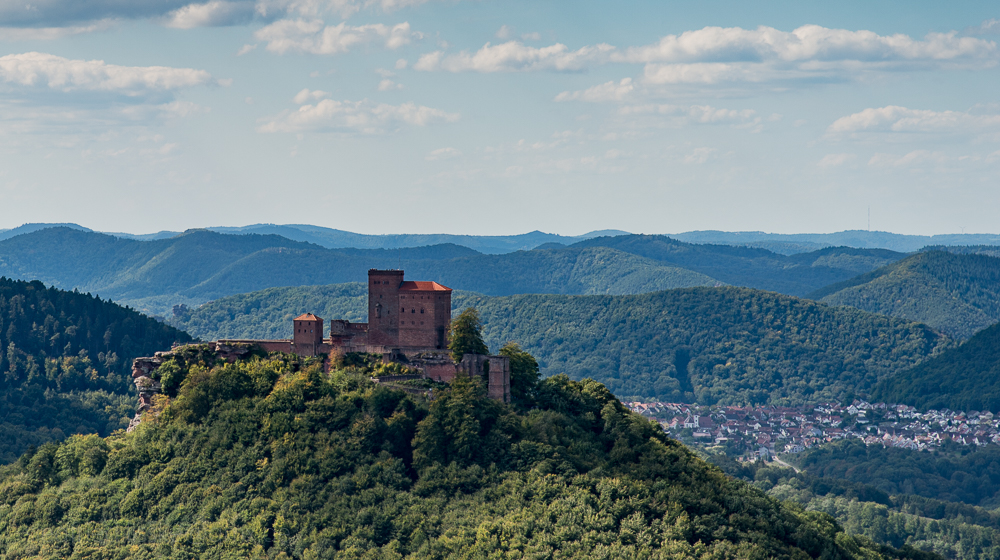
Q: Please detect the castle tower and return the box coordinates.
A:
[368,269,404,347]
[292,313,324,356]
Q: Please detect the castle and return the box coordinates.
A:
[130,270,510,429]
[242,269,456,357]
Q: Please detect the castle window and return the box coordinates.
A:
[420,309,424,313]
[411,309,415,313]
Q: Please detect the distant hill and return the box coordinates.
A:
[0,222,92,241]
[670,230,1000,253]
[570,235,905,296]
[0,228,717,315]
[813,251,1000,339]
[0,277,190,463]
[873,322,1000,413]
[110,223,631,253]
[171,284,950,406]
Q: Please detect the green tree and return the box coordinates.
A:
[448,307,489,361]
[498,342,539,405]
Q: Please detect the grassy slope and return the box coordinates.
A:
[815,251,1000,339]
[171,284,950,406]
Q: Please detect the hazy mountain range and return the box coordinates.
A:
[0,227,906,316]
[4,222,1000,254]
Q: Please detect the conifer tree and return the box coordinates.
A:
[448,307,489,361]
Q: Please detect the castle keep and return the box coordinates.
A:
[130,270,509,429]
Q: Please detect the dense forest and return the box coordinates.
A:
[814,251,1000,339]
[792,439,1000,508]
[0,228,717,315]
[0,277,190,463]
[571,235,904,296]
[170,283,950,406]
[873,322,1000,413]
[0,228,908,316]
[0,351,935,559]
[712,456,1000,559]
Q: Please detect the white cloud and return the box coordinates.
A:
[378,78,402,90]
[683,147,716,164]
[163,1,254,28]
[0,52,214,94]
[237,43,258,55]
[0,21,114,40]
[555,78,633,102]
[259,97,458,133]
[619,103,757,124]
[394,58,408,69]
[254,19,418,54]
[414,41,615,72]
[818,153,856,167]
[618,25,996,64]
[495,25,512,40]
[426,147,460,160]
[618,24,998,85]
[292,88,330,103]
[966,18,1000,36]
[869,150,949,167]
[828,105,1000,134]
[522,31,541,41]
[0,0,447,29]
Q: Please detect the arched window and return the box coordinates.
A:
[420,308,425,314]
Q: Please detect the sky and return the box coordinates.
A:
[0,0,998,236]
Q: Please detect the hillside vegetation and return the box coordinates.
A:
[815,251,1000,339]
[0,228,717,315]
[170,284,950,406]
[0,277,191,463]
[0,228,912,317]
[571,235,904,296]
[0,352,935,559]
[713,456,1000,559]
[873,322,1000,412]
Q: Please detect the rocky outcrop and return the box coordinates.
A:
[127,353,169,432]
[127,341,258,432]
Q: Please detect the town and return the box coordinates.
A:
[625,400,1000,459]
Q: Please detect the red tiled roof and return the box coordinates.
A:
[398,281,452,292]
[294,313,322,321]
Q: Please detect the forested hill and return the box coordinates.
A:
[569,234,904,296]
[873,322,1000,413]
[0,352,936,559]
[0,228,716,314]
[0,277,191,463]
[0,228,907,316]
[170,283,950,406]
[814,251,1000,339]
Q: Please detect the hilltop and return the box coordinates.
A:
[0,277,190,463]
[0,351,936,559]
[814,251,1000,339]
[170,283,950,406]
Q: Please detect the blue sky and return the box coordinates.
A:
[0,0,998,235]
